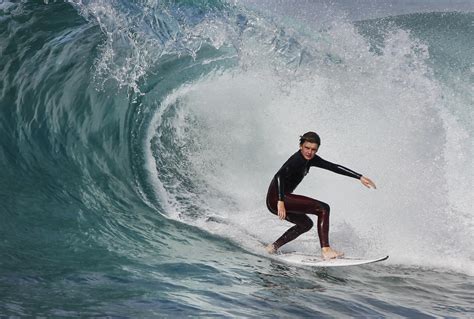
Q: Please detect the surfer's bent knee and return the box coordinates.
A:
[316,202,330,216]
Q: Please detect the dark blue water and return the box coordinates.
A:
[1,0,473,316]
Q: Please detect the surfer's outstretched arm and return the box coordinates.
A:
[312,155,377,189]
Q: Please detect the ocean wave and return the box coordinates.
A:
[0,2,473,315]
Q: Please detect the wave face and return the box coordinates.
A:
[1,0,472,316]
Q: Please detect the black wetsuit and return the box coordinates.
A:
[266,150,362,249]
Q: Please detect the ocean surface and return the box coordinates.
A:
[1,0,473,317]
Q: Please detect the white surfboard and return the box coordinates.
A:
[277,252,389,267]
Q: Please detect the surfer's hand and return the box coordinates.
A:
[277,201,286,220]
[360,176,376,189]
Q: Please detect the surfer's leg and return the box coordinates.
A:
[283,193,331,248]
[272,214,313,250]
[266,180,336,254]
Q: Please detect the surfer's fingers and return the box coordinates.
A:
[367,178,377,189]
[361,176,376,189]
[367,181,376,189]
[278,208,286,220]
[361,178,369,188]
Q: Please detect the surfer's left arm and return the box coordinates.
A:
[312,155,376,189]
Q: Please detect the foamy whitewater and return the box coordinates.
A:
[1,0,472,317]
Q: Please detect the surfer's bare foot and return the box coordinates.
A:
[265,244,277,254]
[321,247,344,260]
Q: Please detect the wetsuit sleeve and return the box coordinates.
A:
[312,155,363,179]
[274,170,285,201]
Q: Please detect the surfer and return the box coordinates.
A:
[265,131,376,259]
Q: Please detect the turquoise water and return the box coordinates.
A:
[1,0,473,316]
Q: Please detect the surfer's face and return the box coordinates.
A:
[300,141,319,160]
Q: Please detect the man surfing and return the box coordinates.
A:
[265,131,376,259]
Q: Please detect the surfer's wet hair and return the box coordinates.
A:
[299,131,321,146]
